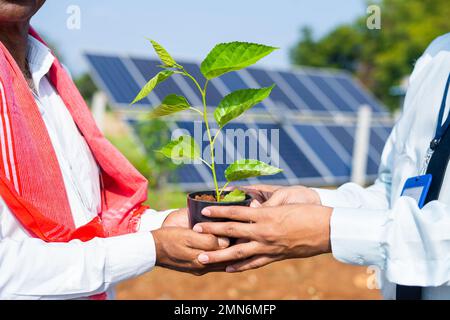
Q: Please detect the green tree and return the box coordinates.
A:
[74,73,98,104]
[291,0,450,111]
[135,118,177,189]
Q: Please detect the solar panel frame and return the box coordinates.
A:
[86,53,389,116]
[88,52,394,190]
[293,124,351,178]
[86,54,153,108]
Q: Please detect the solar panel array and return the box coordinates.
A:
[85,53,393,189]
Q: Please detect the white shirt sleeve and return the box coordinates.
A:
[137,209,175,232]
[0,192,167,300]
[330,196,450,287]
[0,231,156,299]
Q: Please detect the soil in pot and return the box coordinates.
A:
[194,194,225,202]
[187,190,252,228]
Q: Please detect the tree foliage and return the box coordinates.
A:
[135,118,177,189]
[74,73,98,104]
[290,0,450,111]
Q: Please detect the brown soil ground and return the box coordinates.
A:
[117,254,382,300]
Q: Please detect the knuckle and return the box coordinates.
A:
[235,248,246,259]
[226,225,236,237]
[262,228,277,244]
[183,237,192,247]
[207,235,219,249]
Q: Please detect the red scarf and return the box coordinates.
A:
[0,29,149,298]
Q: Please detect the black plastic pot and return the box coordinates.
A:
[187,190,252,228]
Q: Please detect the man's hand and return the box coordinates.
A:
[151,227,230,275]
[241,185,321,207]
[192,204,332,273]
[162,208,189,228]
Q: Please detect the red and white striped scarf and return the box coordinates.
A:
[0,28,149,270]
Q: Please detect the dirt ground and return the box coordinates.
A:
[117,254,382,300]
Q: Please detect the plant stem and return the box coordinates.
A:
[189,107,203,116]
[218,181,231,198]
[182,69,221,202]
[201,80,220,201]
[181,69,203,94]
[199,158,212,169]
[212,128,221,145]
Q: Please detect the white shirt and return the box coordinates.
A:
[315,33,450,299]
[0,36,171,299]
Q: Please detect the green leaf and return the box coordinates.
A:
[214,85,275,128]
[131,70,174,104]
[157,135,200,161]
[222,189,246,202]
[149,40,179,68]
[200,42,278,79]
[225,159,283,182]
[149,94,191,118]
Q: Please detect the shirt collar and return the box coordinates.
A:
[27,35,55,95]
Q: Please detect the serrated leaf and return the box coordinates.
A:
[157,135,200,161]
[149,94,191,118]
[214,85,274,128]
[149,40,179,68]
[200,42,278,79]
[131,70,174,104]
[222,189,246,202]
[225,159,283,182]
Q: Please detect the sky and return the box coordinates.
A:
[32,0,367,76]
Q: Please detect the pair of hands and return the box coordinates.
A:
[152,185,332,275]
[151,208,229,275]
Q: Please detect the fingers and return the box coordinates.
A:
[202,205,258,222]
[194,221,255,239]
[186,231,230,250]
[197,241,263,264]
[241,184,281,193]
[226,255,278,273]
[240,185,280,203]
[261,191,285,207]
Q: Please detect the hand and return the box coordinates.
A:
[192,204,332,273]
[162,208,189,228]
[151,227,230,275]
[241,185,321,207]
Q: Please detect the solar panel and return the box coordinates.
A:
[276,71,331,113]
[246,68,300,111]
[216,72,266,110]
[87,52,393,190]
[86,54,388,115]
[131,57,186,102]
[173,121,290,185]
[292,124,350,177]
[125,118,391,189]
[306,73,356,113]
[335,75,387,114]
[86,54,150,106]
